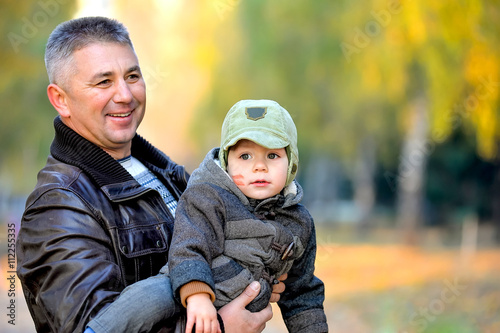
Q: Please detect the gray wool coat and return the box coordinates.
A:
[168,148,328,333]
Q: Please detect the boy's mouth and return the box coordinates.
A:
[252,180,270,186]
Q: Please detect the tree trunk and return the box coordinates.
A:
[492,143,500,244]
[396,96,430,245]
[354,136,376,237]
[302,155,340,224]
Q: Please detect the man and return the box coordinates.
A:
[16,16,283,333]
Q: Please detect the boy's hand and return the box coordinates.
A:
[186,293,221,333]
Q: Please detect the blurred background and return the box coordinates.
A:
[1,0,499,332]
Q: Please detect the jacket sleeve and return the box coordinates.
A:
[168,183,227,302]
[278,220,328,333]
[17,188,127,333]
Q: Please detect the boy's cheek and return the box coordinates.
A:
[231,174,245,186]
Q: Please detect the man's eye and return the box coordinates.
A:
[97,79,111,86]
[127,74,140,81]
[240,154,251,160]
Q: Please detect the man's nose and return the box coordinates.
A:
[113,79,133,103]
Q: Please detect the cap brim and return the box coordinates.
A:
[224,131,289,150]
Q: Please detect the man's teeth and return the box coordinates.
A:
[108,112,131,117]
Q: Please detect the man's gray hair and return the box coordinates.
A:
[45,16,134,87]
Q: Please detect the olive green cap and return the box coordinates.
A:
[219,99,299,186]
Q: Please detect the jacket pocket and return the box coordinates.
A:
[117,224,168,258]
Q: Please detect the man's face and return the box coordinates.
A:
[227,139,288,200]
[58,42,146,159]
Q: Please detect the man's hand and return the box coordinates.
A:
[218,281,273,333]
[270,273,287,303]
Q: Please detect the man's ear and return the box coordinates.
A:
[47,83,71,118]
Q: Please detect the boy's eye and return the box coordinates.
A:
[240,153,251,160]
[268,153,279,159]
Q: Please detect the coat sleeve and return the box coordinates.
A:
[278,219,329,333]
[17,188,126,333]
[168,183,227,301]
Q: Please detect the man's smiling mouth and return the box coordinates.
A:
[107,112,132,117]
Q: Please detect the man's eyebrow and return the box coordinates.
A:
[90,71,112,82]
[127,66,141,74]
[90,66,141,82]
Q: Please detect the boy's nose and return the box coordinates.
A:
[253,158,268,172]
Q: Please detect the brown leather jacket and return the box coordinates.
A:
[17,117,189,332]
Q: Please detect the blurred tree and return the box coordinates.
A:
[426,126,497,228]
[463,1,500,242]
[390,1,500,243]
[0,0,76,194]
[333,0,497,243]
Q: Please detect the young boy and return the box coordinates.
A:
[168,99,328,333]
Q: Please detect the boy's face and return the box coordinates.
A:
[227,139,288,200]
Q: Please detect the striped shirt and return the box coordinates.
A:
[118,155,177,217]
